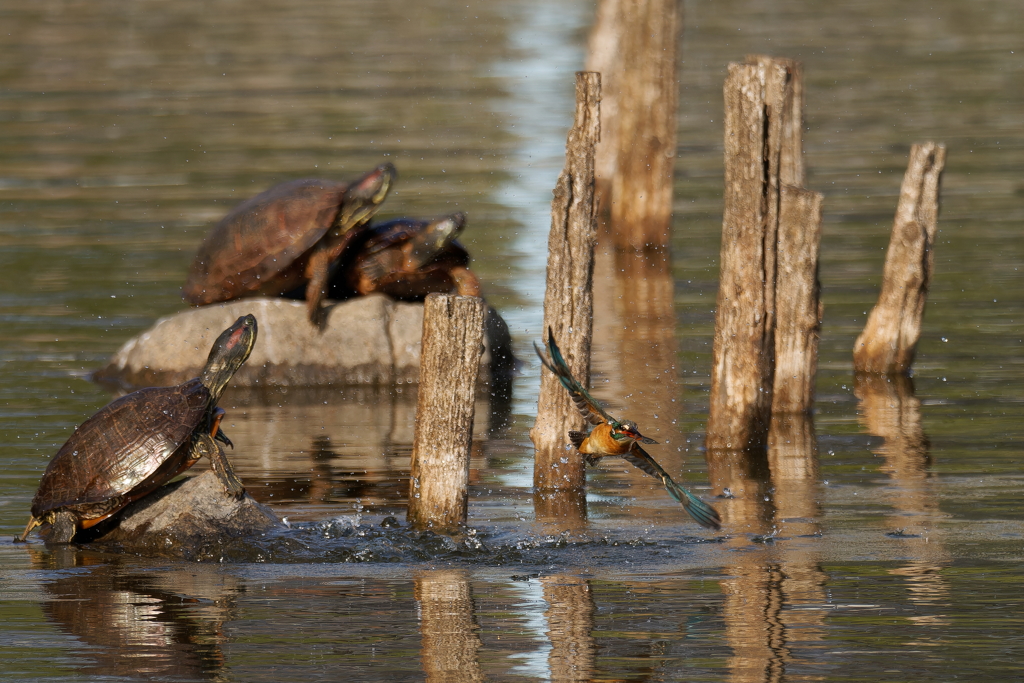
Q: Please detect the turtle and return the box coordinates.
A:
[16,314,258,544]
[182,163,396,324]
[331,212,481,302]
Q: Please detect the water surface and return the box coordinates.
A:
[2,0,1024,680]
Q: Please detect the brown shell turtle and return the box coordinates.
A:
[334,212,481,301]
[16,314,258,544]
[183,163,395,323]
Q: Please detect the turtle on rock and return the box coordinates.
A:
[16,314,258,544]
[183,163,395,324]
[331,212,481,302]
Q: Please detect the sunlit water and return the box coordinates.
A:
[3,0,1024,680]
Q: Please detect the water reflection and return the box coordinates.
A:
[415,569,484,682]
[854,373,951,628]
[214,386,509,520]
[541,574,596,681]
[33,549,236,681]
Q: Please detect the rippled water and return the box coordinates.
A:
[3,0,1024,680]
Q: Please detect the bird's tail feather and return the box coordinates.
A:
[662,477,722,530]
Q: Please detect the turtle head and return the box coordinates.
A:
[408,212,467,268]
[336,162,397,233]
[200,314,258,400]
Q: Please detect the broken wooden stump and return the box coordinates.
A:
[853,142,946,375]
[708,56,822,453]
[407,293,487,530]
[772,185,824,415]
[531,72,601,494]
[71,470,282,554]
[706,59,791,452]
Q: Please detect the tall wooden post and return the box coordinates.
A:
[608,0,680,250]
[531,73,601,492]
[853,142,946,375]
[706,60,791,452]
[408,293,486,530]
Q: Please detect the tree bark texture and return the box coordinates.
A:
[609,0,680,250]
[853,142,946,375]
[746,54,804,187]
[531,72,601,492]
[415,570,484,683]
[706,61,791,452]
[408,293,486,530]
[772,185,823,414]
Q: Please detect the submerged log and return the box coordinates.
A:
[71,470,282,554]
[407,294,486,530]
[531,72,601,492]
[95,295,514,390]
[853,142,946,375]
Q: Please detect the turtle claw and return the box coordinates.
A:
[215,427,234,450]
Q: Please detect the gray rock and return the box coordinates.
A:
[95,295,514,389]
[80,470,283,555]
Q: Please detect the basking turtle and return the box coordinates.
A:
[183,163,395,323]
[16,314,258,544]
[334,212,481,301]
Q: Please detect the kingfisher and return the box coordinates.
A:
[535,328,721,530]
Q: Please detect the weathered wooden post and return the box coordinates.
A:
[407,293,486,530]
[706,60,791,452]
[610,0,680,250]
[531,72,601,496]
[853,142,946,375]
[585,0,621,214]
[772,185,823,415]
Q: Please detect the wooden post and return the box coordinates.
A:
[531,72,601,492]
[585,0,622,214]
[853,142,946,375]
[608,0,680,250]
[746,54,805,187]
[772,185,823,415]
[706,60,791,452]
[408,293,486,530]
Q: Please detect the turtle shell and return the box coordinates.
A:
[183,179,352,305]
[30,379,210,524]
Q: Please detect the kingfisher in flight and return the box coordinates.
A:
[535,328,721,530]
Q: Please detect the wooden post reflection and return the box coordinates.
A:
[717,412,827,682]
[414,569,484,682]
[767,412,821,537]
[591,242,690,504]
[854,373,951,625]
[542,575,596,681]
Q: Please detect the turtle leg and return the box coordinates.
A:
[196,432,245,499]
[210,407,233,449]
[304,246,332,327]
[15,516,40,543]
[48,510,78,544]
[449,266,481,297]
